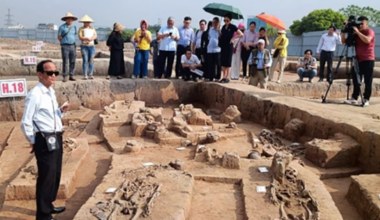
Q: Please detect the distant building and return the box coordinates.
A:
[7,24,24,29]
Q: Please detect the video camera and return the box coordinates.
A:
[342,16,361,33]
[342,15,362,47]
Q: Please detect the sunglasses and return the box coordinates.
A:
[44,71,59,76]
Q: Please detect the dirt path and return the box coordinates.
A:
[323,178,363,220]
[55,143,112,220]
[190,180,247,220]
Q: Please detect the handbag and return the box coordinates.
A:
[272,38,284,58]
[33,121,60,152]
[273,49,280,58]
[41,132,59,152]
[32,98,60,152]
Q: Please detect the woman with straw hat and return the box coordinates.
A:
[106,23,126,79]
[78,14,97,80]
[57,12,78,82]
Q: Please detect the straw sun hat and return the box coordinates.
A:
[114,23,124,32]
[79,15,94,23]
[61,12,78,21]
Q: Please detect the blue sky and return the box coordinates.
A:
[2,0,380,29]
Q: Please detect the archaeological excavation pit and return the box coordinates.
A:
[0,78,379,220]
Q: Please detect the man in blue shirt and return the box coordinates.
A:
[175,16,194,79]
[248,39,272,89]
[58,12,77,82]
[206,17,221,81]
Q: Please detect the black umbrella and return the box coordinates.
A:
[203,3,244,19]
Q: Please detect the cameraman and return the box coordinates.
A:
[341,16,375,106]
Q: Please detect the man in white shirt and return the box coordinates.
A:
[192,19,207,71]
[157,17,180,78]
[241,21,259,79]
[175,16,194,79]
[316,25,341,82]
[21,60,69,220]
[181,47,202,81]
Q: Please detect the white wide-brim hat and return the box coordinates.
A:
[61,12,78,21]
[79,14,94,23]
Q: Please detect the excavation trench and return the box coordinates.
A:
[0,79,379,219]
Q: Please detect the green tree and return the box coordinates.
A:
[339,5,380,27]
[148,24,161,34]
[121,29,135,42]
[290,9,345,36]
[265,26,278,37]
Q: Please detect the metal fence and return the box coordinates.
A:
[1,27,379,59]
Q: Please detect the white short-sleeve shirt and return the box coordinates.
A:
[158,26,180,51]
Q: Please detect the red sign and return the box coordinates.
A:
[0,79,27,98]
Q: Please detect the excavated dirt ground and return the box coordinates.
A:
[0,108,368,220]
[0,39,380,220]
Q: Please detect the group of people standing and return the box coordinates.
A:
[57,11,290,88]
[57,12,375,106]
[58,12,98,81]
[58,12,129,80]
[151,14,289,88]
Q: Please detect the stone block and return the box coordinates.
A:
[305,133,360,168]
[220,105,242,123]
[346,174,380,220]
[282,118,305,141]
[222,152,240,169]
[131,121,147,137]
[101,100,146,127]
[124,140,142,153]
[194,145,215,163]
[187,109,213,125]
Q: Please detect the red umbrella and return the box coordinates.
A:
[256,12,286,30]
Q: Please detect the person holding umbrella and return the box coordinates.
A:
[219,13,243,83]
[269,30,289,83]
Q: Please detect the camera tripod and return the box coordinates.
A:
[321,44,365,106]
